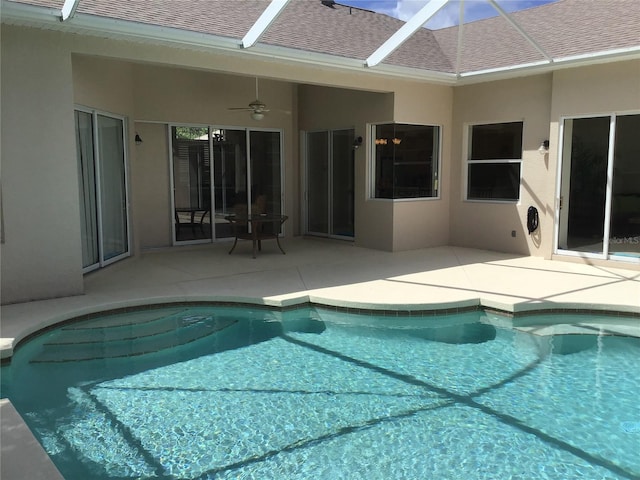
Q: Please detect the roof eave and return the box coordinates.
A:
[1,2,241,52]
[457,46,640,85]
[0,0,457,84]
[2,0,638,87]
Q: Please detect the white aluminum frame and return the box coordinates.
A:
[554,111,640,264]
[76,106,132,273]
[169,123,286,246]
[463,119,524,204]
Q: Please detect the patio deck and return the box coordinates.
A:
[2,238,639,359]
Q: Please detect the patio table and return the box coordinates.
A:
[225,214,288,258]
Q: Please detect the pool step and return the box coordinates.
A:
[31,313,238,363]
[61,308,187,331]
[45,309,192,345]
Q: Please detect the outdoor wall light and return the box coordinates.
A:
[135,134,143,145]
[353,136,363,149]
[538,140,549,155]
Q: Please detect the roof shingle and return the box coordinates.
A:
[5,0,640,75]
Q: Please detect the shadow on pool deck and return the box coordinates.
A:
[2,238,639,359]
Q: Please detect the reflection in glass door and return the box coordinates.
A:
[558,117,609,254]
[307,131,329,234]
[609,115,640,259]
[250,130,282,216]
[97,115,129,261]
[172,126,283,243]
[212,129,247,239]
[557,114,640,261]
[171,127,212,244]
[305,129,355,239]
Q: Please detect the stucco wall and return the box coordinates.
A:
[298,81,453,252]
[392,81,453,251]
[131,122,172,249]
[450,74,553,256]
[298,85,395,250]
[1,26,83,304]
[550,60,640,117]
[129,65,297,247]
[548,60,640,263]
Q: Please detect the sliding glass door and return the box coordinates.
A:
[171,126,283,243]
[75,109,129,271]
[305,129,355,239]
[171,127,212,243]
[557,114,640,262]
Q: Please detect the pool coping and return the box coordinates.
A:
[0,399,65,480]
[2,294,639,362]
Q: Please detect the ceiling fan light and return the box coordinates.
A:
[251,111,264,121]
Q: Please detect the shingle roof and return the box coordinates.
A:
[5,0,640,76]
[433,0,640,73]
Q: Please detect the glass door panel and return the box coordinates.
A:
[212,129,247,239]
[250,130,282,215]
[249,130,283,235]
[97,115,128,261]
[331,129,354,237]
[171,127,211,243]
[609,114,640,259]
[307,131,329,234]
[558,117,609,254]
[75,111,99,269]
[305,129,355,239]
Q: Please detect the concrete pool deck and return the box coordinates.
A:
[1,239,639,479]
[2,239,639,359]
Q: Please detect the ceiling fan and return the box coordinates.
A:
[228,77,270,120]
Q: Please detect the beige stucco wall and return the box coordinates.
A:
[548,60,640,264]
[298,81,453,252]
[129,64,297,248]
[392,81,453,251]
[450,74,553,256]
[131,122,172,249]
[298,85,395,250]
[550,60,640,117]
[1,26,83,304]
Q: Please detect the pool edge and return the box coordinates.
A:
[2,295,639,362]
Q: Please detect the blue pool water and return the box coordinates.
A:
[1,306,639,479]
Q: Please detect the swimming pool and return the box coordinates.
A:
[1,305,639,479]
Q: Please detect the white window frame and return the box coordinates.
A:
[465,120,523,204]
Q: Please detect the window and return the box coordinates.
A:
[467,121,522,201]
[372,123,440,199]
